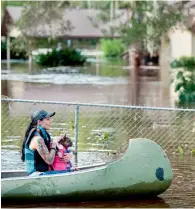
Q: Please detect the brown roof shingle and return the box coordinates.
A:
[5,6,128,38]
[1,9,13,36]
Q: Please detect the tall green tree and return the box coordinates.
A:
[93,0,188,104]
[94,1,186,54]
[17,1,70,37]
[8,1,70,72]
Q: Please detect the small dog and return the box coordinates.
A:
[58,134,73,171]
[59,134,73,150]
[51,134,74,171]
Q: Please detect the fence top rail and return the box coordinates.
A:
[1,98,195,112]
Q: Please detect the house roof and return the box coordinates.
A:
[186,14,195,32]
[1,9,12,36]
[4,5,194,38]
[167,1,195,33]
[6,6,23,22]
[4,6,129,39]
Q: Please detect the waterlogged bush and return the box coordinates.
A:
[100,39,125,58]
[1,41,7,59]
[1,40,28,60]
[35,48,87,67]
[171,56,195,106]
[10,38,28,59]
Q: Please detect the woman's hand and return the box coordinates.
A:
[51,136,63,149]
[61,153,72,162]
[53,136,63,144]
[72,166,79,171]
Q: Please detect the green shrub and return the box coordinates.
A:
[171,56,195,106]
[35,48,86,67]
[100,39,125,58]
[171,56,195,69]
[1,40,28,60]
[1,41,7,59]
[10,38,28,59]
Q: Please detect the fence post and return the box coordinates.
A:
[74,104,80,166]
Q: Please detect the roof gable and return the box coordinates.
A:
[5,6,128,38]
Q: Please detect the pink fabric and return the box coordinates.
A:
[52,144,67,171]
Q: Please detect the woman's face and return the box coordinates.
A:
[38,117,51,130]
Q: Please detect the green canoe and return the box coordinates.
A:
[1,138,173,202]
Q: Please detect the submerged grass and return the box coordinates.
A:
[1,101,194,154]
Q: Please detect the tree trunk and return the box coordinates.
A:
[28,40,33,73]
[128,44,141,105]
[87,0,91,9]
[96,44,100,76]
[1,80,9,97]
[6,36,10,71]
[160,34,171,107]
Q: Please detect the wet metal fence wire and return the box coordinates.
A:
[1,98,195,165]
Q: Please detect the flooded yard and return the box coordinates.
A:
[1,61,129,105]
[1,62,195,207]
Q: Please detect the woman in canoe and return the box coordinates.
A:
[21,109,72,176]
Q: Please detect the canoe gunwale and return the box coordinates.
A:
[1,163,107,180]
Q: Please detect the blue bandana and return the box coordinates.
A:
[37,125,49,141]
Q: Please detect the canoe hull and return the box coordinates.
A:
[1,138,173,202]
[2,180,172,203]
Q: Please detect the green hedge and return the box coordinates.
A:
[100,39,125,58]
[1,41,7,59]
[35,48,86,67]
[171,56,195,106]
[1,41,28,60]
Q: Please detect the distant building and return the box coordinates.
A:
[1,6,127,40]
[169,14,195,59]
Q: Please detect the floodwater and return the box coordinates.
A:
[1,149,195,208]
[1,79,129,105]
[1,62,129,105]
[1,63,195,207]
[1,71,166,107]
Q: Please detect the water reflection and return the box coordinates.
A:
[3,197,170,208]
[159,155,195,208]
[1,81,128,105]
[1,79,25,99]
[2,61,195,108]
[1,80,9,97]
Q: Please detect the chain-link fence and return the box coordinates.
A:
[1,98,195,165]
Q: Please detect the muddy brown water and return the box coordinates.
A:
[1,74,195,207]
[1,151,195,208]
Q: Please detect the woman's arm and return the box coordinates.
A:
[30,136,62,165]
[36,137,57,165]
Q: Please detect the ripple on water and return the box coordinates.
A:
[1,73,128,85]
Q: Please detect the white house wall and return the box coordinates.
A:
[169,29,194,107]
[170,29,193,59]
[192,33,195,55]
